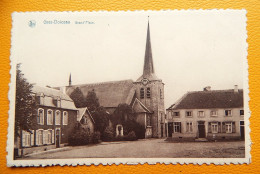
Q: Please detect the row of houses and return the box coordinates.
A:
[165,85,244,141]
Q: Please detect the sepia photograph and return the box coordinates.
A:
[7,10,249,166]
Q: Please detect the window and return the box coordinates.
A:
[146,88,151,98]
[55,110,61,125]
[225,110,232,116]
[57,98,61,107]
[36,93,44,105]
[211,123,218,133]
[63,111,68,125]
[22,130,31,147]
[47,130,52,144]
[160,89,163,99]
[198,111,204,117]
[140,88,144,99]
[240,110,244,116]
[38,130,43,145]
[225,122,232,133]
[210,110,218,117]
[37,108,44,125]
[173,122,181,133]
[47,109,53,125]
[186,122,192,133]
[172,111,180,117]
[186,111,192,117]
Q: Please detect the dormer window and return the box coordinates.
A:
[36,93,44,105]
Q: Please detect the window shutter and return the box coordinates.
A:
[35,130,39,145]
[222,122,226,133]
[208,122,211,133]
[52,130,55,144]
[43,130,47,144]
[186,122,188,132]
[22,130,26,147]
[31,130,34,146]
[179,122,182,133]
[232,122,236,133]
[218,122,221,133]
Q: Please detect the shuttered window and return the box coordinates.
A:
[37,130,43,145]
[146,88,151,98]
[47,130,52,144]
[22,130,31,147]
[140,88,144,99]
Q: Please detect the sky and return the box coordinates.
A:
[12,10,247,108]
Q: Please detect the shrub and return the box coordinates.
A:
[125,131,137,141]
[68,127,92,146]
[114,135,124,141]
[93,131,101,144]
[103,127,114,141]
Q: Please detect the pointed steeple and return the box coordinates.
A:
[137,17,159,82]
[143,18,155,76]
[69,73,72,86]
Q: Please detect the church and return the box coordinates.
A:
[58,21,166,138]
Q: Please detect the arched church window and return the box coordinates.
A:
[140,88,144,99]
[147,88,151,98]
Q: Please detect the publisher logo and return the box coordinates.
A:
[28,20,36,28]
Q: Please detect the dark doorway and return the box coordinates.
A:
[56,129,60,148]
[198,121,206,138]
[240,121,245,140]
[168,122,173,137]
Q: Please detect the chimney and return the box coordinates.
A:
[203,86,211,91]
[234,85,239,93]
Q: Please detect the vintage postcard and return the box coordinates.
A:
[7,10,250,166]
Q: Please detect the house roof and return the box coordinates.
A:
[65,79,136,108]
[168,89,244,110]
[32,85,77,110]
[77,107,95,123]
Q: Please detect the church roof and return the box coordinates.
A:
[136,19,160,82]
[65,79,136,108]
[132,98,152,113]
[168,89,244,110]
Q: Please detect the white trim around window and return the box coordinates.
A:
[63,111,68,125]
[47,109,53,125]
[197,111,205,117]
[37,108,44,125]
[210,110,218,117]
[225,122,232,133]
[211,123,218,133]
[55,110,61,125]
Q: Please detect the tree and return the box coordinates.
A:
[92,106,109,140]
[112,103,135,124]
[69,87,86,108]
[15,63,36,136]
[85,89,100,113]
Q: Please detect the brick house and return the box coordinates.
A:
[166,86,244,141]
[15,85,78,156]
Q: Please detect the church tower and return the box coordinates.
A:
[134,19,166,138]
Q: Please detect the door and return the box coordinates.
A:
[168,122,173,137]
[56,129,60,148]
[198,122,206,138]
[240,121,245,140]
[161,124,164,137]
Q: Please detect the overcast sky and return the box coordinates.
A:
[12,10,247,108]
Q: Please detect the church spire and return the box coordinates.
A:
[69,73,72,86]
[143,17,155,76]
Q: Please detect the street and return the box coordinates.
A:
[24,139,245,159]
